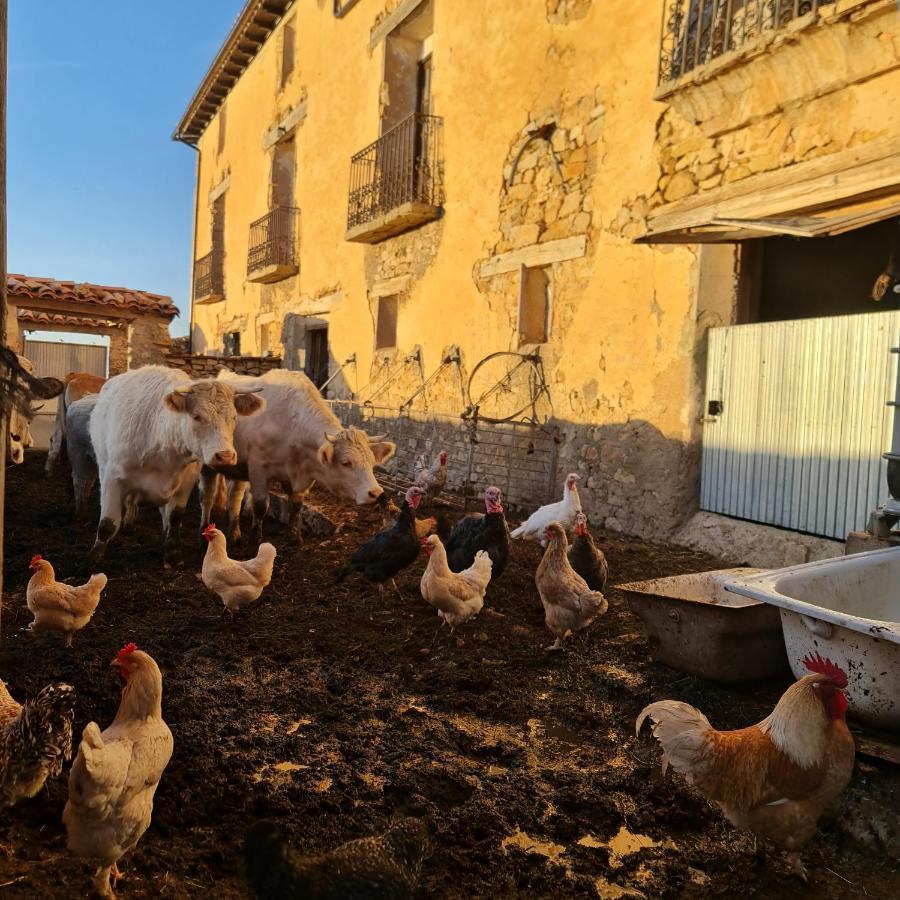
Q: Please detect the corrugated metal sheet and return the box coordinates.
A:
[21,341,108,450]
[701,311,900,539]
[23,340,108,379]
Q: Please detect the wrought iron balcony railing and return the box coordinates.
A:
[247,206,299,279]
[658,0,821,86]
[193,249,224,302]
[347,113,443,236]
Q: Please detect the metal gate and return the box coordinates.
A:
[701,311,900,539]
[22,340,108,450]
[328,400,561,514]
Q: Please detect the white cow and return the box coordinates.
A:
[202,368,395,544]
[87,366,265,567]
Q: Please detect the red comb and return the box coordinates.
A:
[803,652,847,688]
[203,524,217,535]
[116,643,138,662]
[29,554,43,566]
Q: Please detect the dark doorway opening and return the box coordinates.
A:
[305,327,329,389]
[739,217,900,323]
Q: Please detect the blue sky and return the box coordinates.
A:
[8,0,246,337]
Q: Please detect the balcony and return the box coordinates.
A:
[193,250,224,304]
[658,0,822,87]
[247,206,299,284]
[346,113,444,244]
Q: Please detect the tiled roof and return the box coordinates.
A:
[17,309,127,330]
[7,274,178,319]
[173,0,295,145]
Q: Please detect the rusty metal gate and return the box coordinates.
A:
[327,400,561,514]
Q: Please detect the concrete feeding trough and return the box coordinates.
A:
[726,547,900,731]
[619,568,787,683]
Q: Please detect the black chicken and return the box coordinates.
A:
[567,511,608,592]
[0,681,75,809]
[442,486,509,578]
[244,817,429,900]
[336,486,424,596]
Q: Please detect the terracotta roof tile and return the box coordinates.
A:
[17,309,127,330]
[7,274,178,318]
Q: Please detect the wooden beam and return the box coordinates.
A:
[647,134,900,234]
[479,236,588,277]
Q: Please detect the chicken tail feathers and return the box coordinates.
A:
[244,820,302,898]
[88,573,108,592]
[509,523,526,540]
[636,700,713,778]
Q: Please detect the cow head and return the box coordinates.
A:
[164,380,266,468]
[316,426,396,505]
[6,396,55,465]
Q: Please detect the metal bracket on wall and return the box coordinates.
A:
[399,345,462,413]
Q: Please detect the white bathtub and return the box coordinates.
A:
[726,547,900,731]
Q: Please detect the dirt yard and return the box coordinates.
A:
[0,451,898,898]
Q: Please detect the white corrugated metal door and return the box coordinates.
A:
[701,311,899,539]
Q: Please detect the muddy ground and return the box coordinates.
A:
[0,451,898,898]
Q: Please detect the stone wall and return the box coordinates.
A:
[651,0,900,207]
[128,316,173,370]
[165,353,283,379]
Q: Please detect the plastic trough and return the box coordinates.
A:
[726,547,900,731]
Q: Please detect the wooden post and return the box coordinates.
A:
[0,0,8,617]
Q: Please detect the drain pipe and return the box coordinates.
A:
[176,137,201,354]
[333,0,363,18]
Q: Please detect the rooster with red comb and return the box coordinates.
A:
[637,654,855,880]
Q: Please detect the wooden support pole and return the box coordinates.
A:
[0,0,8,619]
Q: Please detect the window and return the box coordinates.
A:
[381,0,433,133]
[375,295,399,350]
[217,102,227,155]
[280,18,296,89]
[270,138,295,208]
[305,327,329,389]
[260,321,278,356]
[223,331,241,357]
[518,265,551,344]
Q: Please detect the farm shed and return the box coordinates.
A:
[5,274,177,376]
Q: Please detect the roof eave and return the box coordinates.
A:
[173,0,295,145]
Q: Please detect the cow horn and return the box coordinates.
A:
[236,387,264,395]
[31,404,45,413]
[367,433,388,442]
[174,385,194,395]
[324,432,339,444]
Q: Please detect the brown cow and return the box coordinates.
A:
[45,372,107,476]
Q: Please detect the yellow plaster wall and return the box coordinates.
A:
[192,0,702,446]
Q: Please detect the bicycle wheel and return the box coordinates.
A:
[466,352,542,423]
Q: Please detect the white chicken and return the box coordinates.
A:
[201,524,276,614]
[420,534,492,632]
[413,450,448,505]
[64,644,173,898]
[510,472,582,545]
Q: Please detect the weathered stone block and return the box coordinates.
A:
[723,164,752,183]
[510,224,541,248]
[663,170,696,202]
